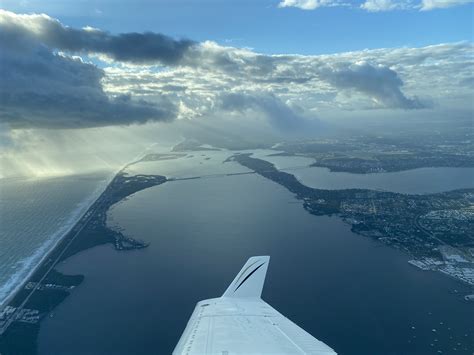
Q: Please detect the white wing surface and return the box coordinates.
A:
[173,256,337,354]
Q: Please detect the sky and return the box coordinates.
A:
[1,0,473,54]
[0,0,473,177]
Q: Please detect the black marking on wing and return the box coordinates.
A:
[234,259,260,286]
[234,262,265,293]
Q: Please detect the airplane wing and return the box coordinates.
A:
[173,256,337,354]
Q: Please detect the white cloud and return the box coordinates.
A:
[103,41,473,120]
[279,0,472,11]
[361,0,412,11]
[278,0,343,10]
[420,0,473,10]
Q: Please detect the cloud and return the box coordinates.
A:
[278,0,343,10]
[360,0,412,11]
[104,42,471,122]
[279,0,473,11]
[181,41,277,76]
[1,10,471,132]
[219,92,313,131]
[0,9,195,65]
[459,76,474,87]
[0,47,176,129]
[318,62,424,108]
[184,44,425,110]
[0,10,177,129]
[177,41,423,110]
[420,0,473,10]
[0,124,15,149]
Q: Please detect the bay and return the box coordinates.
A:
[37,157,473,354]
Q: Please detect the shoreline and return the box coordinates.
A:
[0,146,155,312]
[0,171,167,349]
[231,153,474,287]
[0,170,117,311]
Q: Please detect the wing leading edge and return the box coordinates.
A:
[173,256,337,354]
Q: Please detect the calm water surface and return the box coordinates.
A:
[38,156,473,354]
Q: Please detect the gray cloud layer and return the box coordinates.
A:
[319,62,424,109]
[0,10,177,129]
[219,92,312,131]
[1,10,195,65]
[2,10,469,131]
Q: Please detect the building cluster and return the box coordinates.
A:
[278,133,474,174]
[15,308,40,324]
[25,281,74,292]
[0,306,16,329]
[0,305,40,334]
[409,246,474,286]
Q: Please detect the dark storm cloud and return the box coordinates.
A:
[319,62,425,109]
[0,11,177,129]
[44,30,194,66]
[0,10,195,65]
[0,45,176,129]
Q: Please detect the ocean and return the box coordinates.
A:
[0,171,112,308]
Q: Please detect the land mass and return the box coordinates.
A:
[272,133,474,173]
[229,153,474,286]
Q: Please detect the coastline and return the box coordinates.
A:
[230,153,474,287]
[0,146,154,311]
[0,157,168,353]
[0,171,116,311]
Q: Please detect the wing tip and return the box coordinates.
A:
[222,255,270,298]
